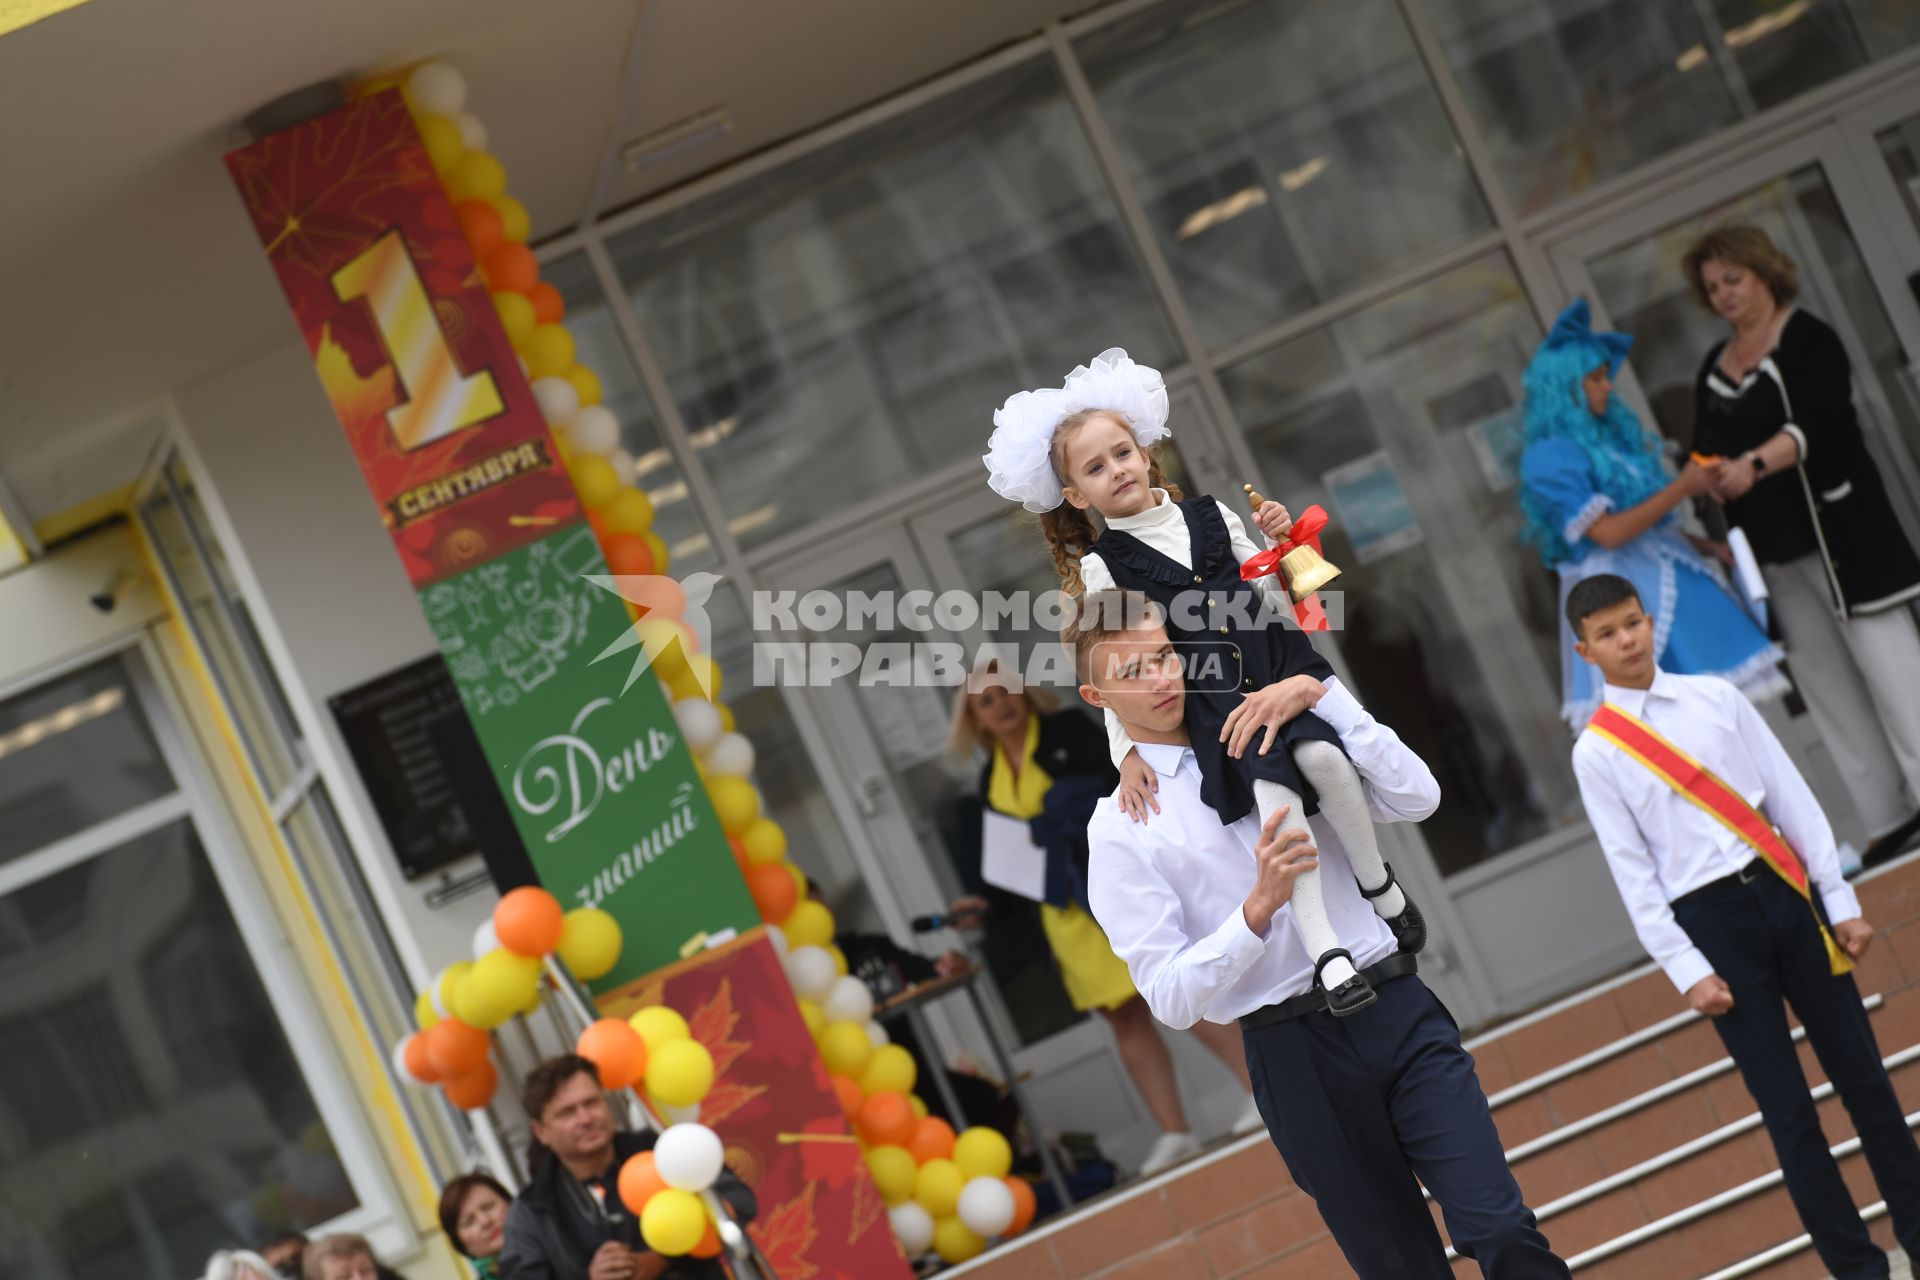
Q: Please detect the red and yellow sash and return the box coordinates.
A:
[1589,702,1851,976]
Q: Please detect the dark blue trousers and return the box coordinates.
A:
[1241,975,1567,1278]
[1672,870,1920,1280]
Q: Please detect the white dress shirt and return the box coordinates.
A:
[1086,679,1440,1027]
[1079,488,1292,769]
[1571,670,1861,995]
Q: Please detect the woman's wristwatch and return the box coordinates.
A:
[1747,450,1768,476]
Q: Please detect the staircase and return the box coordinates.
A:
[956,854,1920,1280]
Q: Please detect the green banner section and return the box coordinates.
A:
[422,522,759,988]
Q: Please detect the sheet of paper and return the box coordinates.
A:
[981,809,1047,903]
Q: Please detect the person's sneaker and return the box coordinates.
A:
[1138,1131,1202,1177]
[1230,1096,1266,1136]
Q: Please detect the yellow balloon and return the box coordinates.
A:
[705,776,759,835]
[459,948,542,1029]
[569,456,620,510]
[716,702,736,733]
[434,961,473,1019]
[786,862,810,903]
[635,618,694,676]
[827,942,848,977]
[797,999,826,1038]
[493,291,536,348]
[953,1127,1013,1181]
[783,900,835,950]
[629,1005,691,1050]
[933,1216,985,1264]
[859,1044,916,1097]
[914,1159,964,1218]
[645,1038,716,1108]
[738,818,788,867]
[494,195,532,244]
[865,1145,917,1206]
[565,364,603,406]
[668,654,722,702]
[525,324,576,380]
[640,1188,707,1255]
[416,113,465,173]
[600,487,655,537]
[557,908,623,980]
[447,151,507,202]
[818,1020,873,1077]
[909,1094,929,1119]
[414,989,440,1032]
[643,531,670,575]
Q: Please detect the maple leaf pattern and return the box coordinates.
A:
[846,1167,886,1246]
[691,978,753,1079]
[699,1079,768,1129]
[752,1183,820,1280]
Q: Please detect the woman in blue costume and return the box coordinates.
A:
[1519,299,1787,728]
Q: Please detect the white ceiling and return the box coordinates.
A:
[0,0,1092,527]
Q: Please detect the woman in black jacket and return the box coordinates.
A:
[947,679,1260,1176]
[1686,224,1920,858]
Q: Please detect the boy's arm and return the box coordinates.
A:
[1573,741,1716,994]
[1087,811,1267,1029]
[1730,686,1860,924]
[1310,678,1440,822]
[1216,500,1292,611]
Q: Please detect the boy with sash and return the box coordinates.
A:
[1568,572,1920,1279]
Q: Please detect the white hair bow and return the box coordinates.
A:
[983,348,1172,513]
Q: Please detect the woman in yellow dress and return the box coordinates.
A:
[950,679,1261,1175]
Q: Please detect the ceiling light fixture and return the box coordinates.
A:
[1723,1,1808,49]
[1178,186,1270,240]
[0,687,125,764]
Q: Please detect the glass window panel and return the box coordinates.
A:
[607,58,1176,550]
[542,254,721,576]
[1218,256,1584,875]
[1424,0,1741,213]
[1712,0,1920,109]
[0,821,355,1278]
[1876,115,1920,254]
[0,659,171,868]
[1586,165,1920,530]
[140,470,302,792]
[1075,0,1493,348]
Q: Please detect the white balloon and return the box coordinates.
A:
[531,377,580,427]
[673,699,724,754]
[608,448,636,484]
[567,406,622,456]
[406,62,468,116]
[654,1122,725,1191]
[390,1035,417,1084]
[472,917,500,960]
[454,111,489,150]
[703,732,755,778]
[784,946,838,1002]
[428,964,459,1019]
[956,1176,1017,1238]
[765,924,790,959]
[865,1020,889,1048]
[822,975,874,1025]
[888,1202,934,1255]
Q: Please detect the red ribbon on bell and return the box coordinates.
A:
[1241,503,1332,633]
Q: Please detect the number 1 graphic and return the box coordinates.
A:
[333,231,504,450]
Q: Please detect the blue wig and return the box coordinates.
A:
[1519,300,1672,566]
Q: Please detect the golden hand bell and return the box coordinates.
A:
[1245,483,1341,604]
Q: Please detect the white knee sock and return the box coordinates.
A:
[1253,779,1357,988]
[1292,740,1407,919]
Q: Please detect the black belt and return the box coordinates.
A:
[1670,858,1769,907]
[1239,953,1419,1031]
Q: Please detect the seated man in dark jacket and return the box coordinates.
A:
[499,1054,755,1280]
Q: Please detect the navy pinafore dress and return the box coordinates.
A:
[1089,497,1343,823]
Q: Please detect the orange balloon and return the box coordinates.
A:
[483,243,539,295]
[906,1116,956,1164]
[1005,1176,1037,1235]
[746,862,799,922]
[601,532,654,578]
[831,1074,864,1121]
[403,1032,442,1084]
[617,1150,669,1216]
[689,1222,721,1259]
[495,886,565,956]
[455,200,504,258]
[577,1018,648,1090]
[426,1019,490,1078]
[530,281,566,326]
[729,836,752,873]
[858,1091,916,1147]
[444,1060,498,1109]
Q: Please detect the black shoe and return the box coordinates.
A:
[1862,809,1920,871]
[1359,861,1426,954]
[1314,948,1376,1018]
